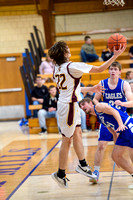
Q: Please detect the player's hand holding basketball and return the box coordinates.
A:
[113,44,127,58]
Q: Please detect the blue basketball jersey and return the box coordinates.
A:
[94,104,129,131]
[101,78,127,112]
[94,104,133,148]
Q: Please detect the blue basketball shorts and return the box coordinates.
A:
[98,124,114,141]
[116,118,133,148]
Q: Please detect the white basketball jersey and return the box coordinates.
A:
[53,62,92,103]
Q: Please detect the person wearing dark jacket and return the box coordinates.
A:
[38,85,60,135]
[31,76,48,117]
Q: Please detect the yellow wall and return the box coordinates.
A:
[55,9,133,41]
[0,9,132,54]
[0,14,44,54]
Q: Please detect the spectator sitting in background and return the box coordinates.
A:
[31,76,48,117]
[80,83,89,133]
[39,54,54,74]
[129,46,133,68]
[80,36,103,63]
[38,85,60,135]
[125,71,133,83]
[101,47,113,61]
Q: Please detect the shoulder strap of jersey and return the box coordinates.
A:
[121,79,125,96]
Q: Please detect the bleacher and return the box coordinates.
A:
[29,37,133,134]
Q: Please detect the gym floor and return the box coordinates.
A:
[0,121,133,200]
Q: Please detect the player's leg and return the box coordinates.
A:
[113,123,133,189]
[112,145,133,189]
[128,148,133,163]
[51,102,74,188]
[52,135,72,188]
[73,103,96,178]
[59,135,72,170]
[73,126,84,160]
[112,145,133,174]
[89,140,108,183]
[90,125,112,183]
[73,126,96,179]
[94,141,108,167]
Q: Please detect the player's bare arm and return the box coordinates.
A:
[95,103,127,132]
[115,81,133,108]
[89,45,126,73]
[93,81,102,104]
[81,83,105,94]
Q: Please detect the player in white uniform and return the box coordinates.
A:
[48,41,126,188]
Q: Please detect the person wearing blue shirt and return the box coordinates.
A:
[79,97,133,189]
[91,62,133,183]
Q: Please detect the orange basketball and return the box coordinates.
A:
[107,33,127,52]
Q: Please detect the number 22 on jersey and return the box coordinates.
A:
[55,74,67,90]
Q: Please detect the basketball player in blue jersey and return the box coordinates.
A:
[48,41,126,188]
[90,61,133,183]
[79,98,133,189]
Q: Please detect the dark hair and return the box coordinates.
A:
[84,36,91,41]
[125,71,132,79]
[109,61,122,71]
[49,85,56,90]
[48,41,69,66]
[79,97,93,107]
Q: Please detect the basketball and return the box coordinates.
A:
[107,33,127,52]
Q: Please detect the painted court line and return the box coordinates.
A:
[6,140,61,200]
[107,162,116,200]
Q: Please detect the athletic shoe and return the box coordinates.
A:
[18,118,28,126]
[128,184,133,189]
[39,128,47,135]
[89,170,99,184]
[75,164,97,179]
[51,172,69,188]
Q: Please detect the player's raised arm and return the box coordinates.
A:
[89,45,126,73]
[92,81,102,104]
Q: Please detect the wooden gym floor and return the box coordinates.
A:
[0,121,133,200]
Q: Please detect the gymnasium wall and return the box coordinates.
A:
[55,9,133,41]
[0,14,44,54]
[0,9,132,54]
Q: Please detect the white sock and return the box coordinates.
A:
[94,166,100,171]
